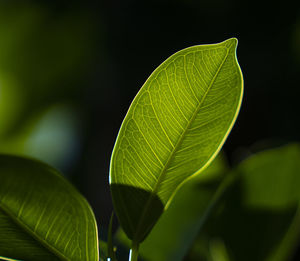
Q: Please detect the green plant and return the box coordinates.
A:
[2,38,297,261]
[109,38,242,259]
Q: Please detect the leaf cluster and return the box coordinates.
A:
[1,38,298,261]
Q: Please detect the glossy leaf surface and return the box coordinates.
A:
[0,155,99,261]
[110,38,243,243]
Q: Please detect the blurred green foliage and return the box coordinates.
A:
[0,1,299,260]
[0,3,98,168]
[188,144,300,261]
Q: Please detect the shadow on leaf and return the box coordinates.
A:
[110,184,164,243]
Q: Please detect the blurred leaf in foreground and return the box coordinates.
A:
[0,155,99,261]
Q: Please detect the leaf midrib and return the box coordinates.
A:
[133,43,232,241]
[0,199,69,261]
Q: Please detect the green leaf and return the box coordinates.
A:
[240,144,300,209]
[0,155,99,261]
[239,144,300,261]
[110,38,243,243]
[190,144,300,261]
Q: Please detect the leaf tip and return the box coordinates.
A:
[223,37,238,49]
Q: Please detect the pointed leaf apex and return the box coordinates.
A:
[222,37,238,49]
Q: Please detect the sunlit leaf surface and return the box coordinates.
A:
[0,155,99,261]
[110,38,243,243]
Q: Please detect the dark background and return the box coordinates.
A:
[0,0,299,259]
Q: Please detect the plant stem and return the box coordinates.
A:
[129,241,139,261]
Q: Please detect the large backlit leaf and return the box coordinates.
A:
[110,38,243,243]
[0,155,99,261]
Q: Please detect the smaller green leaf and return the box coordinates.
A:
[239,144,300,261]
[240,144,300,209]
[0,154,99,261]
[191,144,300,261]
